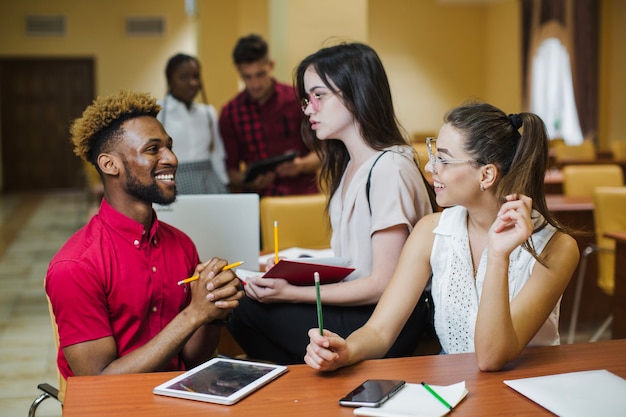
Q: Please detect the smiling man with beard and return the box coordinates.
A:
[45,90,243,380]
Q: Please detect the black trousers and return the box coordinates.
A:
[227,292,431,365]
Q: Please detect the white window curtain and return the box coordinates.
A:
[529,38,583,145]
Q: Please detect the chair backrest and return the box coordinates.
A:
[411,132,437,145]
[45,292,66,402]
[562,164,624,197]
[610,141,626,161]
[593,186,626,295]
[411,142,431,182]
[553,140,596,164]
[549,137,566,148]
[260,194,331,251]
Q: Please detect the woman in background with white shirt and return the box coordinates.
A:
[157,53,228,194]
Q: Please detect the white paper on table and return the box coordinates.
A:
[354,381,468,417]
[504,369,626,417]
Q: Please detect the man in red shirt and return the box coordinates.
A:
[46,90,243,379]
[219,34,320,196]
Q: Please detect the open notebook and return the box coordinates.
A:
[153,194,260,268]
[354,381,468,417]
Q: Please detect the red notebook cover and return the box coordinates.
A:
[262,259,355,286]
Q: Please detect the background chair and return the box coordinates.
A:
[553,140,596,165]
[411,132,437,146]
[562,164,623,197]
[568,186,626,344]
[610,140,626,161]
[410,141,432,184]
[259,194,331,252]
[548,137,566,148]
[29,293,65,416]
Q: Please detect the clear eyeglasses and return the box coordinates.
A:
[426,137,478,166]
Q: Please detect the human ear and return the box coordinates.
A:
[479,163,498,191]
[97,153,121,176]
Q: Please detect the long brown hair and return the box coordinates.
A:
[294,42,408,201]
[445,101,568,260]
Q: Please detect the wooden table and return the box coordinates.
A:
[544,167,564,194]
[62,339,626,416]
[605,232,626,338]
[545,194,594,212]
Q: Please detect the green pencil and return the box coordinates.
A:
[421,381,453,410]
[314,272,323,335]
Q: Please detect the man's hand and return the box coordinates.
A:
[188,258,244,323]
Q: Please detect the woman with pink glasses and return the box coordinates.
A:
[227,42,435,364]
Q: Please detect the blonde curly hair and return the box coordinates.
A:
[70,90,161,164]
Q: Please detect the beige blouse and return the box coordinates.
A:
[329,145,432,281]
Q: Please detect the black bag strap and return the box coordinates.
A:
[366,149,438,215]
[366,150,389,215]
[413,152,439,214]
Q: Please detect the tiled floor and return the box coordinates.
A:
[0,190,611,417]
[0,191,88,417]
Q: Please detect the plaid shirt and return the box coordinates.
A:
[219,80,318,196]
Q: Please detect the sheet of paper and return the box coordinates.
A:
[258,247,334,264]
[354,382,467,417]
[504,369,626,417]
[235,268,263,284]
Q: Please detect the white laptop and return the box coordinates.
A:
[153,194,260,269]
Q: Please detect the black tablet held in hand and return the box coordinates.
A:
[243,151,298,183]
[339,379,406,408]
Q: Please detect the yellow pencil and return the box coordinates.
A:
[274,220,279,264]
[176,261,244,286]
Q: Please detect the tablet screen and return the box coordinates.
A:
[153,358,288,405]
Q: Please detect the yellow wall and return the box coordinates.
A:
[0,0,195,99]
[599,0,626,147]
[276,0,368,82]
[1,0,624,189]
[483,1,522,113]
[370,0,485,135]
[198,0,368,110]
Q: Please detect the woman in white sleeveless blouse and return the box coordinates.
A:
[305,102,579,372]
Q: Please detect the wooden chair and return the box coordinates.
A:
[568,186,626,344]
[410,142,432,184]
[259,194,331,251]
[549,137,566,148]
[562,164,623,197]
[29,292,65,416]
[553,140,596,164]
[411,132,437,146]
[610,141,626,161]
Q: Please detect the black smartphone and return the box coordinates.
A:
[338,379,406,407]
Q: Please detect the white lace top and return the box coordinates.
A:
[430,205,561,354]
